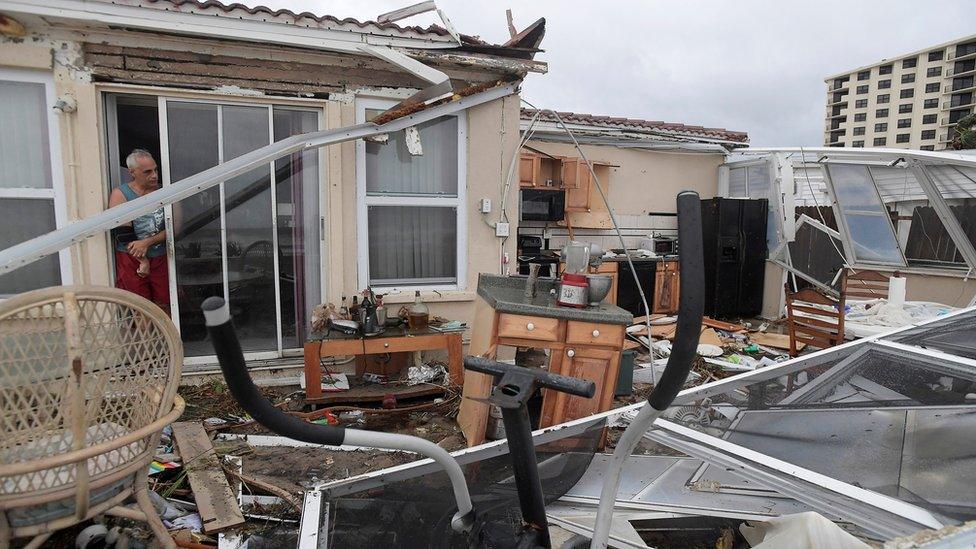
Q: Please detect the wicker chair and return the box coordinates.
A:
[0,286,185,548]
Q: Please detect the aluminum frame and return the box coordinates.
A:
[724,148,976,279]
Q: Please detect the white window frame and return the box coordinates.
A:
[355,97,467,292]
[0,68,72,296]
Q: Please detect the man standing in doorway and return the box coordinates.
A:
[109,149,169,315]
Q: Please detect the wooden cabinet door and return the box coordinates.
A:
[546,347,619,425]
[562,158,592,212]
[518,153,541,187]
[652,260,680,314]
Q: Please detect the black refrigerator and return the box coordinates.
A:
[700,198,768,319]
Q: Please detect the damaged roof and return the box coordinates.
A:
[121,0,457,40]
[522,108,749,144]
[110,0,543,57]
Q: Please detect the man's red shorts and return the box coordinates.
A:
[115,251,170,315]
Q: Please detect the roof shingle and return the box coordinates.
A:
[521,108,748,143]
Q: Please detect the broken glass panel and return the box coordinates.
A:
[887,308,976,359]
[827,164,905,266]
[926,165,976,264]
[659,340,976,525]
[787,217,846,290]
[315,420,604,548]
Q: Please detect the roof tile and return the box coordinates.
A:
[521,108,748,143]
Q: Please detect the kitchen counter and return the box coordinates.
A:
[476,274,633,325]
[601,254,677,263]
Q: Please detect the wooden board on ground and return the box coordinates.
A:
[698,327,723,347]
[750,331,802,350]
[306,382,445,405]
[632,314,666,325]
[623,339,643,351]
[172,422,244,533]
[702,316,747,333]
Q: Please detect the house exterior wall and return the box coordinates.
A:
[517,140,724,250]
[1,22,523,350]
[336,94,520,332]
[524,141,724,214]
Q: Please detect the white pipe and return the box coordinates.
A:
[342,429,474,528]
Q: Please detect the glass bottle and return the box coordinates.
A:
[408,290,429,330]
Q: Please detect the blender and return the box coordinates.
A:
[557,241,590,308]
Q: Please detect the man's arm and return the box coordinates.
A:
[127,229,166,259]
[108,187,130,212]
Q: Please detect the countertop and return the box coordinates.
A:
[601,254,678,263]
[477,274,634,325]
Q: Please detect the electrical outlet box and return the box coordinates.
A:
[479,198,492,213]
[495,222,510,237]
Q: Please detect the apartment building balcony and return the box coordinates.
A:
[949,50,976,62]
[946,67,976,79]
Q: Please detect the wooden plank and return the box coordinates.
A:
[172,422,245,534]
[458,298,499,446]
[702,316,747,332]
[750,332,801,350]
[305,383,444,405]
[446,332,463,386]
[698,327,723,347]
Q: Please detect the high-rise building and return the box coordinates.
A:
[824,34,976,150]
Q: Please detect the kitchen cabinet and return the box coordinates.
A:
[458,277,632,447]
[540,344,619,427]
[652,260,680,314]
[518,153,542,188]
[561,157,592,212]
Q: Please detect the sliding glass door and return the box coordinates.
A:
[158,98,322,361]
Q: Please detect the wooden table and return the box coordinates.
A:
[303,327,464,401]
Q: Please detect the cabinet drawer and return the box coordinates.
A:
[565,321,623,347]
[497,313,560,342]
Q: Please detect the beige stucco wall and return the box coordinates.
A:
[523,141,725,215]
[334,93,521,339]
[1,34,110,287]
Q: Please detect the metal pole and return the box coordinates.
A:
[499,403,551,548]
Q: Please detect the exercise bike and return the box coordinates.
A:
[203,191,703,548]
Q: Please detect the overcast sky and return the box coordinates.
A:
[263,1,974,146]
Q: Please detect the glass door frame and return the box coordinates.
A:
[156,95,327,366]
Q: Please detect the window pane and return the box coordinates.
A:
[728,167,746,197]
[845,214,904,263]
[0,198,61,294]
[0,81,52,189]
[366,116,458,196]
[222,105,276,353]
[273,107,321,349]
[746,165,769,198]
[168,102,221,357]
[367,206,456,285]
[788,221,846,290]
[828,164,903,265]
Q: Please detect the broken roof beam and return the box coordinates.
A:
[377,1,437,23]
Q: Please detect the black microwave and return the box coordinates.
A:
[520,189,565,221]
